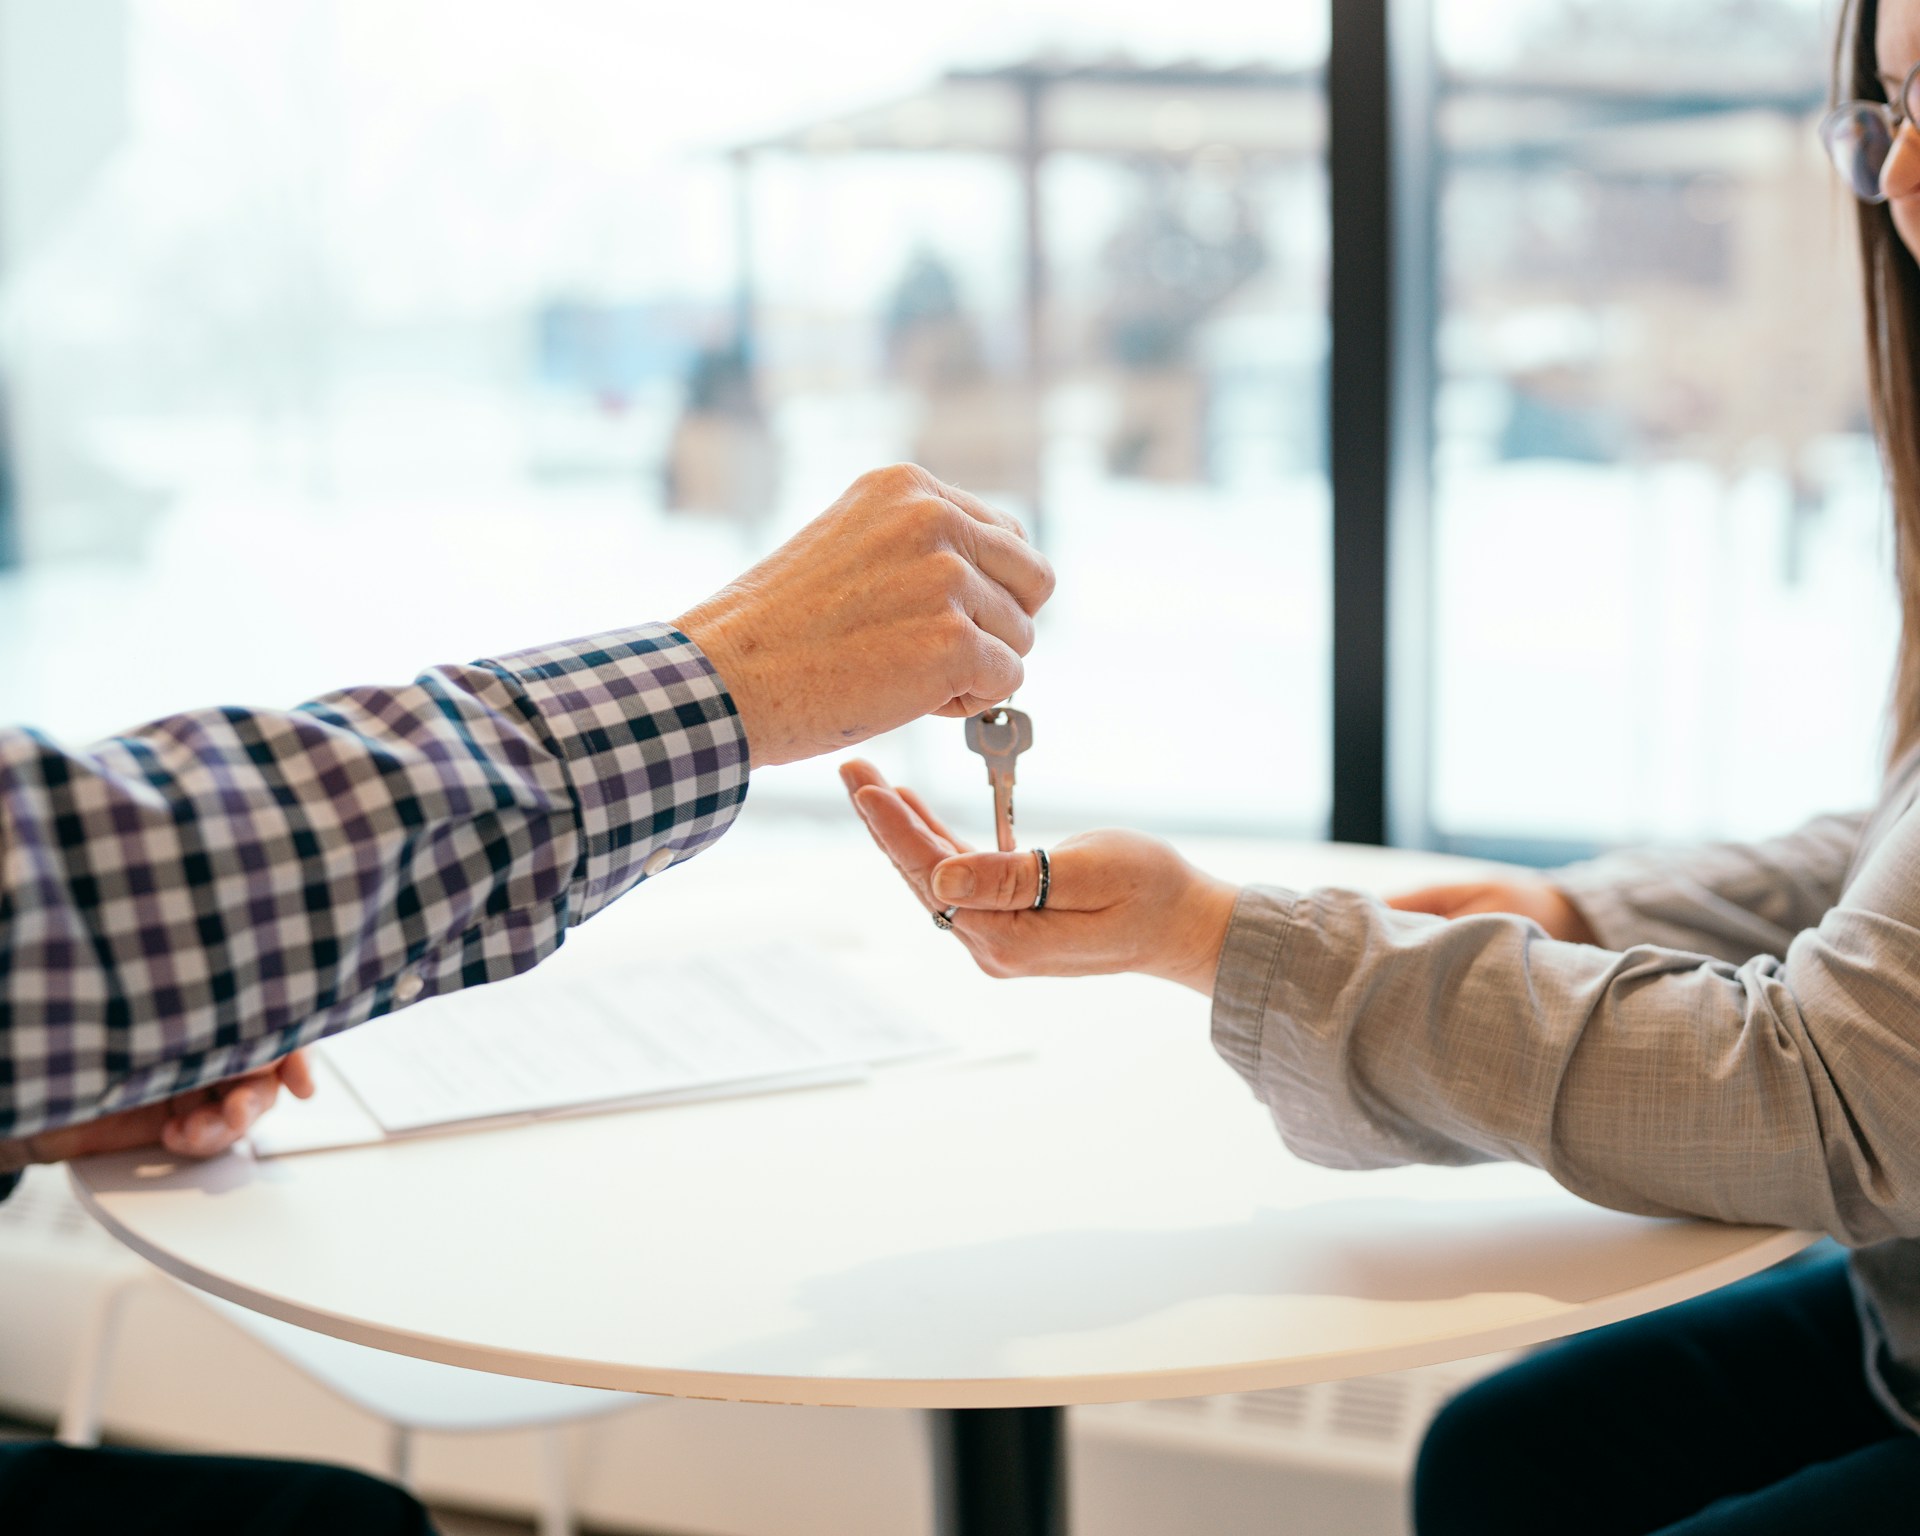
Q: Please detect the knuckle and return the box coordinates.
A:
[990,861,1026,907]
[936,616,979,669]
[929,564,983,622]
[931,547,973,597]
[915,493,965,544]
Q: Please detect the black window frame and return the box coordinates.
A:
[1329,0,1437,850]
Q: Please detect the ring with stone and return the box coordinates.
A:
[932,906,959,931]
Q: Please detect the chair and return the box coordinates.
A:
[58,1269,639,1536]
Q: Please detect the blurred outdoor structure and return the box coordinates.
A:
[1428,1,1889,848]
[0,0,1892,848]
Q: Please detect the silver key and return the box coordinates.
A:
[964,707,1033,853]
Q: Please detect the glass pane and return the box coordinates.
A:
[0,1,1328,836]
[1428,0,1890,850]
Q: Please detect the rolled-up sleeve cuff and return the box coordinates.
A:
[485,623,750,921]
[1210,885,1299,1096]
[1209,884,1460,1172]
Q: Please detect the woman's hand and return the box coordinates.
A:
[0,1050,317,1171]
[1386,878,1597,944]
[840,760,1241,994]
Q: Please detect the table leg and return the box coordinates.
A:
[929,1406,1066,1536]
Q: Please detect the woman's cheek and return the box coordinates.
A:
[1891,200,1920,268]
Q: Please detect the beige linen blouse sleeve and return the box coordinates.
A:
[1210,801,1920,1247]
[1550,812,1869,965]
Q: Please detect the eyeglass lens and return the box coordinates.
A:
[1822,68,1920,202]
[1825,104,1898,200]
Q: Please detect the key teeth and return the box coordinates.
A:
[969,709,1029,856]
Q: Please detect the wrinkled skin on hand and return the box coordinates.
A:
[676,465,1055,767]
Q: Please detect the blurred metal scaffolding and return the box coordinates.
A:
[728,59,1321,542]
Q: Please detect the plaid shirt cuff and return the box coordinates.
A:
[480,623,750,920]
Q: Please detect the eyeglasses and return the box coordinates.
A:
[1821,59,1920,203]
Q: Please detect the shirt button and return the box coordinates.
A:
[642,847,676,878]
[394,972,425,1004]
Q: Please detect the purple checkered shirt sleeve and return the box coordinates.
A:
[0,622,749,1140]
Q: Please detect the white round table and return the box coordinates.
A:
[70,828,1815,1535]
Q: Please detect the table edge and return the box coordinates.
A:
[70,1166,1817,1409]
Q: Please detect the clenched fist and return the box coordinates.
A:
[675,465,1055,767]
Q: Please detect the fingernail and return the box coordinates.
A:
[188,1113,226,1154]
[933,864,974,901]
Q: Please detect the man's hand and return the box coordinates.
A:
[841,760,1241,995]
[0,1051,316,1171]
[675,465,1056,767]
[1386,879,1598,943]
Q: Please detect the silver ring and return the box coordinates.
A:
[1032,847,1051,911]
[932,906,959,931]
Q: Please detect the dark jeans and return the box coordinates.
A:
[1414,1253,1920,1534]
[0,1441,436,1536]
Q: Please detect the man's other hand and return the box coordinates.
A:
[674,464,1056,767]
[0,1051,316,1170]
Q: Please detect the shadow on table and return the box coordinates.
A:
[685,1195,1778,1382]
[75,1148,295,1200]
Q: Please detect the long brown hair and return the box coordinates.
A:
[1845,0,1920,760]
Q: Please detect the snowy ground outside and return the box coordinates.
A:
[0,391,1894,853]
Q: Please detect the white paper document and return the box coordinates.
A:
[251,945,951,1156]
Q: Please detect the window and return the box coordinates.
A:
[0,1,1330,835]
[3,1,1864,854]
[1425,0,1892,853]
